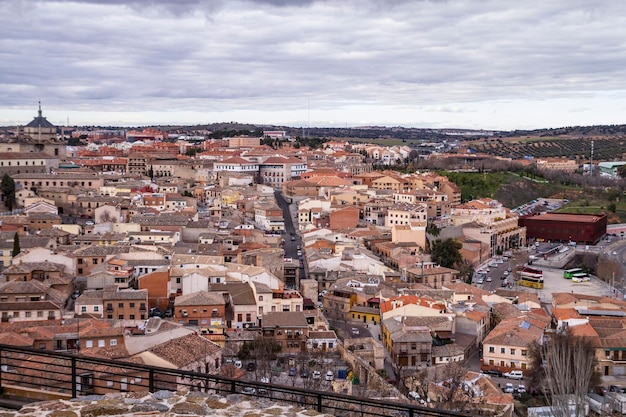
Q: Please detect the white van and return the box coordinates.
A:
[504,370,523,380]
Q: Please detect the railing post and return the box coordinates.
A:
[316,392,322,412]
[71,356,77,398]
[149,369,155,392]
[0,345,3,394]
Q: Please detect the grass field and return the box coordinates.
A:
[440,171,625,222]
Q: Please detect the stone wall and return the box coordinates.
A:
[3,390,333,417]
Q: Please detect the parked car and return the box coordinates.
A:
[486,277,492,282]
[483,369,502,377]
[234,360,243,369]
[517,385,526,394]
[290,236,296,241]
[312,371,321,379]
[325,370,334,381]
[503,370,523,380]
[351,327,360,335]
[596,386,608,396]
[300,369,309,379]
[503,383,515,393]
[288,367,296,377]
[247,362,256,371]
[241,387,256,395]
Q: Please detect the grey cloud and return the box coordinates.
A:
[2,0,626,128]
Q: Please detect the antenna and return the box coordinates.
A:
[590,140,594,175]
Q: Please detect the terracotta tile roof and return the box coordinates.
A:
[149,333,221,368]
[0,331,33,346]
[263,311,308,328]
[174,290,225,307]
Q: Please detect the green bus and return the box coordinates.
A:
[563,268,583,279]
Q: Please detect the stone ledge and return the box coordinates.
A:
[1,390,333,417]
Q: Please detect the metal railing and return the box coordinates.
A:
[0,344,480,417]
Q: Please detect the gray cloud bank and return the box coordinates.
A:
[1,0,626,129]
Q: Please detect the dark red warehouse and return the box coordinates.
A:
[519,213,607,245]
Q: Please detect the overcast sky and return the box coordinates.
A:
[1,0,626,131]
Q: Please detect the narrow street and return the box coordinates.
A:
[274,190,305,280]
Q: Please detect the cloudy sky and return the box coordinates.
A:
[1,0,626,131]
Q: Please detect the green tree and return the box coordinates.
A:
[608,202,617,213]
[0,174,16,211]
[430,238,463,268]
[12,232,20,257]
[426,223,440,237]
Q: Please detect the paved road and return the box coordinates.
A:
[274,190,305,281]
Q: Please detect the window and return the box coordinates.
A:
[118,315,124,320]
[118,303,124,308]
[237,314,243,322]
[92,259,98,265]
[37,311,43,317]
[521,350,528,357]
[176,277,181,284]
[489,347,494,353]
[86,340,93,348]
[259,296,263,301]
[110,339,117,346]
[510,349,516,355]
[129,303,135,308]
[500,347,505,354]
[94,306,99,312]
[212,308,218,317]
[98,339,105,347]
[25,312,31,318]
[81,306,87,313]
[246,313,251,322]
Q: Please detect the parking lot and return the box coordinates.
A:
[474,252,612,304]
[233,352,351,391]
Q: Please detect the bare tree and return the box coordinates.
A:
[98,211,116,223]
[529,329,599,417]
[596,256,624,286]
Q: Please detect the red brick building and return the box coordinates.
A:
[138,269,171,312]
[329,206,359,230]
[519,213,607,245]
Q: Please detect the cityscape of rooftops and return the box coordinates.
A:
[1,1,626,416]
